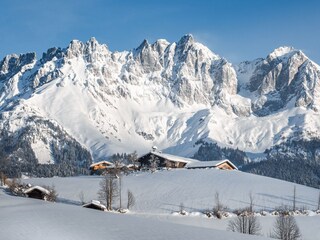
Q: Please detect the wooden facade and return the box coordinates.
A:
[138,152,238,171]
[89,161,113,175]
[138,152,188,169]
[186,159,238,170]
[215,162,235,170]
[24,186,50,200]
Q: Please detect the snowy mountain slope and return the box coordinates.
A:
[237,46,320,116]
[0,188,270,240]
[0,35,320,168]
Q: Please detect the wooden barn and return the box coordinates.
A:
[138,151,197,169]
[89,160,113,175]
[24,186,50,200]
[138,151,238,171]
[83,200,106,211]
[185,159,238,170]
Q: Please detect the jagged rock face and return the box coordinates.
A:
[0,53,36,81]
[238,47,320,115]
[50,34,240,109]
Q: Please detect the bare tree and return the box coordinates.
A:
[0,172,6,186]
[110,156,125,210]
[179,202,186,215]
[317,191,320,211]
[78,190,85,205]
[119,175,122,210]
[227,213,261,235]
[213,191,225,218]
[128,151,139,170]
[150,155,159,173]
[271,214,301,240]
[43,185,58,202]
[127,190,135,210]
[98,175,119,211]
[214,191,224,211]
[293,186,296,211]
[249,191,255,213]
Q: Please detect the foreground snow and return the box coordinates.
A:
[0,189,269,240]
[19,169,320,239]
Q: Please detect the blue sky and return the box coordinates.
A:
[1,0,319,63]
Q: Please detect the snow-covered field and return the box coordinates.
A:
[0,189,269,240]
[24,169,319,213]
[2,169,320,239]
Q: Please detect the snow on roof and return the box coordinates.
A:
[24,186,50,195]
[145,151,199,164]
[186,159,238,170]
[83,200,106,209]
[90,160,113,168]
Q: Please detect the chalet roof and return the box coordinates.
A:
[89,160,113,168]
[83,200,106,210]
[140,151,199,164]
[24,186,50,195]
[185,159,238,170]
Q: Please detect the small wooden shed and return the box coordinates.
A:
[24,186,50,200]
[83,200,106,211]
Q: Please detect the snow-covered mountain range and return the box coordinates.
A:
[1,34,320,168]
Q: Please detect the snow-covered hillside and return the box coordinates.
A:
[0,35,320,166]
[19,169,320,239]
[24,169,319,213]
[0,187,270,240]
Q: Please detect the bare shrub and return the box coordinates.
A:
[270,214,301,240]
[78,191,85,205]
[213,191,225,218]
[179,202,187,215]
[128,151,139,170]
[150,155,159,173]
[42,185,58,202]
[7,178,24,196]
[227,213,261,235]
[127,190,135,210]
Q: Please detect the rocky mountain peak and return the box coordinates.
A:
[66,38,109,61]
[267,46,296,60]
[237,46,319,116]
[41,47,64,63]
[0,52,36,81]
[177,34,194,46]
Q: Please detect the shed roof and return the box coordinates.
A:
[140,151,198,164]
[83,200,106,210]
[90,160,113,168]
[186,159,238,170]
[24,186,50,195]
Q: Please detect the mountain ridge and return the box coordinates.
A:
[0,35,319,182]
